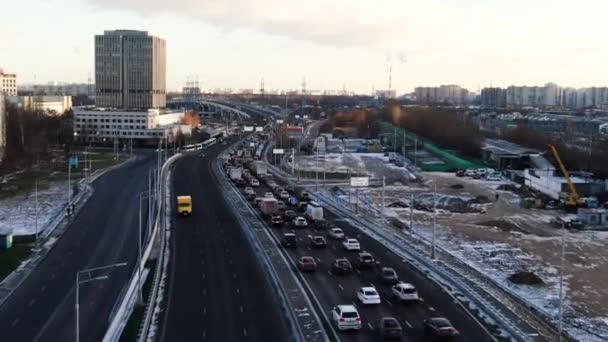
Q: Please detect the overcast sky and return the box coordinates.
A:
[1,0,607,94]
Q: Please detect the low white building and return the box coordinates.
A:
[0,69,17,96]
[73,107,191,144]
[524,169,599,200]
[8,95,72,114]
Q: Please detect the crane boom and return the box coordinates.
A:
[548,144,580,204]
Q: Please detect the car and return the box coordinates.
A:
[298,256,317,272]
[243,169,251,177]
[246,193,257,201]
[393,160,404,167]
[332,258,353,274]
[310,236,326,248]
[455,170,465,177]
[379,267,398,284]
[377,317,403,339]
[464,169,476,177]
[313,219,329,230]
[343,238,361,251]
[270,214,283,227]
[254,197,264,207]
[273,187,284,196]
[250,178,260,187]
[356,251,375,268]
[331,305,361,331]
[285,185,295,192]
[281,233,297,248]
[264,192,274,198]
[244,187,255,196]
[424,317,459,339]
[391,282,420,302]
[300,191,311,201]
[357,286,381,305]
[277,201,287,211]
[293,216,308,227]
[235,178,247,187]
[296,201,308,212]
[329,227,345,239]
[279,191,290,200]
[283,210,297,221]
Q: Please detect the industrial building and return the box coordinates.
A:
[524,169,605,201]
[414,85,471,105]
[481,139,546,170]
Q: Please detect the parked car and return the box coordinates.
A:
[464,169,476,177]
[391,282,420,302]
[310,236,326,248]
[357,287,381,305]
[331,305,361,331]
[329,227,345,239]
[379,267,398,284]
[282,233,297,248]
[270,214,283,227]
[293,216,308,227]
[244,187,255,196]
[455,170,465,177]
[298,256,317,272]
[342,238,361,251]
[356,251,375,268]
[377,317,403,339]
[424,317,459,339]
[236,178,247,187]
[332,258,353,275]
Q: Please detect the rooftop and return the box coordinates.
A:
[482,139,540,157]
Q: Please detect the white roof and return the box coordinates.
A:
[337,304,357,312]
[396,282,416,289]
[361,286,377,292]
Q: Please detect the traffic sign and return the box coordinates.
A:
[289,197,298,206]
[273,149,285,154]
[350,177,369,187]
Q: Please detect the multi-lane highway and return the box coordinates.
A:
[227,160,500,342]
[158,139,291,341]
[0,154,155,342]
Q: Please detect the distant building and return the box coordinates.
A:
[524,169,604,201]
[0,68,17,96]
[415,85,470,105]
[506,83,563,108]
[95,30,166,109]
[0,94,5,162]
[8,96,72,114]
[19,83,92,96]
[375,90,396,99]
[480,88,507,108]
[479,112,608,138]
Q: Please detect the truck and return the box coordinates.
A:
[260,197,279,217]
[252,161,268,176]
[177,195,192,216]
[229,167,243,181]
[305,201,324,222]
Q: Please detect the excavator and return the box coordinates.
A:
[548,144,586,211]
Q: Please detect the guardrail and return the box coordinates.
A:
[102,154,181,342]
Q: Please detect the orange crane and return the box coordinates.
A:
[548,144,585,209]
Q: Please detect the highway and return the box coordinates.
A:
[230,167,501,342]
[0,154,155,342]
[158,138,291,341]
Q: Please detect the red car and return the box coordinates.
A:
[424,317,460,339]
[297,256,317,272]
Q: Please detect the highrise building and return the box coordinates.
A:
[415,85,470,104]
[95,30,166,109]
[481,87,507,108]
[0,68,17,96]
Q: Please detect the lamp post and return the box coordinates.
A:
[557,222,567,341]
[75,262,127,342]
[431,181,437,260]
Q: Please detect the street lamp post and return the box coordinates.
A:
[75,262,127,342]
[557,222,567,341]
[431,181,437,260]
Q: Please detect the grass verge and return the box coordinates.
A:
[0,244,32,281]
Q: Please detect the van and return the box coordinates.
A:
[305,201,324,221]
[177,196,192,216]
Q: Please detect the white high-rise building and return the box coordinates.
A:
[0,69,17,96]
[95,30,166,109]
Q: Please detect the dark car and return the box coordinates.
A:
[236,178,247,187]
[356,252,375,269]
[283,210,297,221]
[378,317,403,339]
[424,317,460,339]
[270,214,283,227]
[282,233,297,248]
[455,170,465,177]
[310,236,327,248]
[313,219,329,230]
[246,193,257,201]
[332,258,353,275]
[285,185,295,192]
[379,267,399,284]
[299,191,311,201]
[393,160,404,167]
[296,202,308,213]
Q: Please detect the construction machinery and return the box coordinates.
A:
[548,144,585,210]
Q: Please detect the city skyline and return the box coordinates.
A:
[1,0,607,93]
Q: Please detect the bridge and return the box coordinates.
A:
[167,98,251,120]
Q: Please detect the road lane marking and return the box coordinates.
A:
[202,273,206,280]
[201,259,205,265]
[367,323,374,330]
[203,289,207,296]
[228,259,233,265]
[203,307,207,315]
[233,273,237,279]
[429,306,436,312]
[338,284,344,291]
[11,318,19,327]
[404,320,413,329]
[236,288,240,294]
[316,257,321,263]
[243,328,248,336]
[28,298,36,306]
[240,305,244,313]
[202,331,206,339]
[385,299,393,306]
[327,270,332,276]
[41,285,46,292]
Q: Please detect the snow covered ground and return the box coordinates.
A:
[0,181,72,236]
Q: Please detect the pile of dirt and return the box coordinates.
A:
[450,184,464,189]
[477,219,521,232]
[508,271,544,286]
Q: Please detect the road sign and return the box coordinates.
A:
[289,197,298,206]
[244,126,254,132]
[273,149,285,154]
[350,177,369,187]
[255,127,264,132]
[69,156,79,168]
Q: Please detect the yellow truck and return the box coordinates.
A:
[177,195,192,216]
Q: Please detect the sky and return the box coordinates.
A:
[1,0,607,94]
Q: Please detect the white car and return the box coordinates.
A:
[357,287,381,305]
[328,227,345,239]
[250,178,260,187]
[264,192,274,198]
[244,187,255,196]
[331,305,362,330]
[293,216,308,227]
[391,282,420,302]
[343,238,360,251]
[279,191,290,200]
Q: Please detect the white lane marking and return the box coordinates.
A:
[41,285,46,292]
[316,257,321,263]
[202,331,206,339]
[201,259,205,265]
[11,318,19,327]
[199,249,204,255]
[331,245,336,250]
[243,328,248,336]
[404,320,413,329]
[236,288,240,294]
[203,289,207,296]
[429,306,436,312]
[233,273,237,279]
[203,307,207,315]
[338,284,344,291]
[356,269,361,275]
[327,270,333,276]
[367,322,374,330]
[240,305,244,313]
[202,273,206,280]
[385,299,393,306]
[228,259,233,265]
[28,298,36,306]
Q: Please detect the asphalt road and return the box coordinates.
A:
[158,139,291,342]
[235,175,500,342]
[0,154,156,342]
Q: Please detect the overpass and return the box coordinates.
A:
[167,99,251,120]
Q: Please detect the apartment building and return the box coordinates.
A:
[415,85,470,105]
[0,69,17,96]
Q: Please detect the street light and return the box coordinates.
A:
[431,180,438,260]
[75,262,127,342]
[557,222,567,341]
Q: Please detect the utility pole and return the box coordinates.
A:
[414,137,418,168]
[381,176,385,215]
[35,179,39,249]
[410,192,414,236]
[557,222,566,342]
[431,181,437,259]
[394,127,397,153]
[67,156,71,206]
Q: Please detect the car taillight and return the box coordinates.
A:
[356,317,361,321]
[339,318,345,322]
